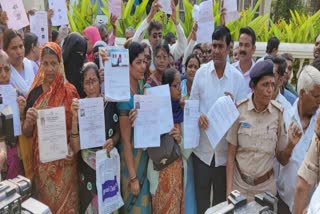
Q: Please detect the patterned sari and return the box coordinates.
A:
[27,42,79,213]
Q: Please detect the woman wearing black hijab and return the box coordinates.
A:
[62,32,87,98]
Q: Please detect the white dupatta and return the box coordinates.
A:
[10,58,35,96]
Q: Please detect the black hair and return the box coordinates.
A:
[239,27,256,46]
[192,43,203,53]
[271,55,287,76]
[81,62,101,88]
[52,30,59,42]
[281,53,294,62]
[212,26,232,46]
[41,47,59,62]
[185,53,200,68]
[153,41,170,58]
[141,42,151,54]
[96,24,107,36]
[164,32,175,44]
[312,57,320,71]
[147,20,162,35]
[266,37,280,54]
[162,68,179,86]
[128,42,145,65]
[0,24,5,33]
[24,32,38,56]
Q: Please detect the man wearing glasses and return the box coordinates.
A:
[132,0,187,69]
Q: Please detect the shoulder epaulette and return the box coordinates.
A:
[270,100,284,112]
[236,98,249,108]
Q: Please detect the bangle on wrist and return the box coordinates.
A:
[71,132,79,138]
[130,175,137,183]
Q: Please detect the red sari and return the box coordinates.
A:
[28,42,79,213]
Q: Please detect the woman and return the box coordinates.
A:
[4,29,35,96]
[70,62,120,213]
[62,32,87,98]
[180,54,200,214]
[147,67,185,214]
[181,54,200,99]
[117,42,151,213]
[146,41,170,87]
[141,43,152,82]
[24,32,40,75]
[226,60,301,201]
[22,42,79,213]
[83,26,101,62]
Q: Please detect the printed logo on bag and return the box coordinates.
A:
[113,114,118,122]
[102,176,119,201]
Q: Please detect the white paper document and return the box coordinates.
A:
[78,97,106,149]
[0,0,29,30]
[0,85,21,136]
[159,0,172,15]
[145,84,174,134]
[104,48,130,102]
[133,95,161,148]
[224,0,240,23]
[183,100,200,149]
[48,0,69,26]
[205,96,239,149]
[193,0,214,43]
[29,11,48,46]
[37,107,68,163]
[96,148,124,213]
[108,0,122,18]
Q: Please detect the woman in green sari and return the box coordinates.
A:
[117,42,151,213]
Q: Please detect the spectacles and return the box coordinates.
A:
[0,64,10,73]
[152,33,162,39]
[204,49,212,54]
[155,55,168,61]
[84,78,99,86]
[171,83,181,90]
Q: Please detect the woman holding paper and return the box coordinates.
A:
[117,42,151,213]
[22,42,79,213]
[70,62,120,213]
[3,29,35,96]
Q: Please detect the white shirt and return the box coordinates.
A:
[277,99,319,211]
[276,92,293,130]
[232,59,255,93]
[190,60,249,166]
[308,185,320,214]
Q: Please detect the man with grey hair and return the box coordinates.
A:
[125,26,135,40]
[277,65,320,213]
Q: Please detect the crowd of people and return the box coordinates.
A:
[0,0,320,213]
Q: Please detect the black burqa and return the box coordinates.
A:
[62,32,87,98]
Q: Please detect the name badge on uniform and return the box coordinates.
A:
[240,122,251,128]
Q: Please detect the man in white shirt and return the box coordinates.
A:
[256,37,280,63]
[190,26,249,213]
[277,65,320,213]
[232,27,256,91]
[132,0,187,62]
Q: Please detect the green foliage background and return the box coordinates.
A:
[67,0,320,43]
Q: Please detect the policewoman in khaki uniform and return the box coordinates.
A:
[226,60,302,201]
[294,115,320,214]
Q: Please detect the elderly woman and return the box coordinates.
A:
[4,29,35,96]
[226,60,302,201]
[22,42,79,213]
[70,62,120,213]
[117,42,151,213]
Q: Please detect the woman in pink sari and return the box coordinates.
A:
[83,26,101,62]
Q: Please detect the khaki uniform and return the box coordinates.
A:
[298,135,320,186]
[226,96,287,201]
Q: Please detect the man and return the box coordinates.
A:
[257,36,280,63]
[314,33,320,59]
[125,26,135,40]
[294,113,320,213]
[312,57,320,71]
[232,27,256,91]
[281,53,298,96]
[278,65,320,213]
[271,56,292,129]
[132,0,187,61]
[190,26,248,214]
[201,42,213,64]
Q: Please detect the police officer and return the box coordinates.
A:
[294,114,320,214]
[226,60,302,201]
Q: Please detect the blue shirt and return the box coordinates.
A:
[282,88,297,105]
